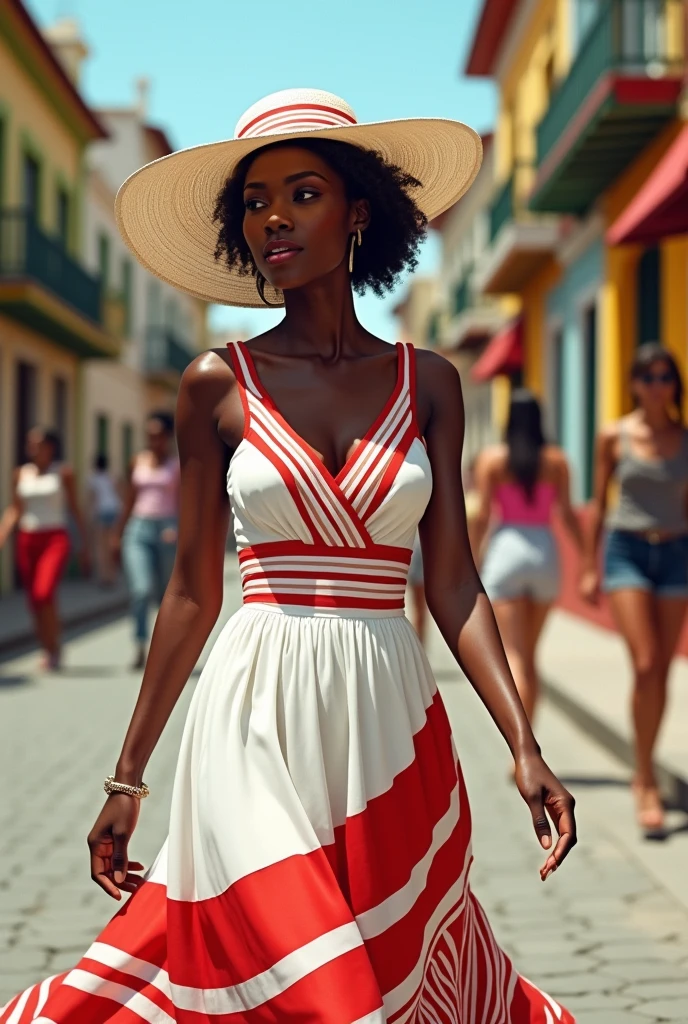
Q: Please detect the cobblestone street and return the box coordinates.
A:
[1,559,688,1022]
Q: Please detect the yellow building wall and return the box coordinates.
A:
[0,36,82,248]
[521,260,561,397]
[661,236,688,373]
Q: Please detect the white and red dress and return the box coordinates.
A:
[1,342,575,1024]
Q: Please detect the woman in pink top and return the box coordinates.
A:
[114,411,180,669]
[472,391,583,723]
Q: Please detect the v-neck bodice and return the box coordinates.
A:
[226,340,432,561]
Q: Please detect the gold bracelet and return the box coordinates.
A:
[104,776,150,799]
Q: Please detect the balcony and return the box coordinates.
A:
[442,269,506,349]
[145,327,195,387]
[475,167,560,294]
[530,0,684,214]
[0,210,117,358]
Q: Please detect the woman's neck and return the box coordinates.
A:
[279,269,365,361]
[637,407,675,432]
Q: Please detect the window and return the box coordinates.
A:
[23,154,40,219]
[121,421,134,475]
[637,246,661,346]
[56,188,70,249]
[98,233,110,290]
[53,377,68,458]
[122,258,133,336]
[96,413,110,461]
[15,361,37,465]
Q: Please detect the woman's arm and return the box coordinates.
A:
[0,469,22,549]
[468,449,497,566]
[580,426,617,603]
[553,452,584,554]
[61,466,90,571]
[112,460,138,552]
[417,354,576,880]
[88,355,233,899]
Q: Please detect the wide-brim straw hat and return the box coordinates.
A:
[115,88,482,308]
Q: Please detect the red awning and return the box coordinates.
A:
[471,318,523,382]
[607,125,688,246]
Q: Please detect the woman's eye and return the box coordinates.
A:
[294,188,320,202]
[244,197,267,211]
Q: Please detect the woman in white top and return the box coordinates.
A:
[88,453,122,587]
[0,427,89,669]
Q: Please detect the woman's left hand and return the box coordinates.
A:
[514,751,577,881]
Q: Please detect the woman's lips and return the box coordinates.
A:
[263,243,303,266]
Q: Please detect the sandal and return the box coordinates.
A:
[631,780,665,837]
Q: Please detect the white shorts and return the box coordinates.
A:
[481,525,560,603]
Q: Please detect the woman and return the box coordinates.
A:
[581,343,688,836]
[471,391,583,724]
[1,90,577,1023]
[88,453,122,587]
[114,411,180,670]
[0,427,89,670]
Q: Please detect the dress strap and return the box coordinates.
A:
[226,341,255,439]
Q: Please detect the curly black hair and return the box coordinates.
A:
[213,138,428,304]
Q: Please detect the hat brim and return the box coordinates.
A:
[115,117,482,309]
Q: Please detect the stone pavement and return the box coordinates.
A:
[0,573,128,654]
[1,557,687,1021]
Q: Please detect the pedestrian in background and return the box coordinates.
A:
[581,343,688,836]
[88,453,122,588]
[472,390,583,725]
[0,427,90,670]
[113,411,180,670]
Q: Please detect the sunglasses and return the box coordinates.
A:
[639,372,673,385]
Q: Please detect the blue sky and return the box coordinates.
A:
[28,0,495,340]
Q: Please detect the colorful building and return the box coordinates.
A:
[464,0,687,501]
[0,0,113,592]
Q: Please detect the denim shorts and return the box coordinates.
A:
[603,530,688,597]
[481,525,560,603]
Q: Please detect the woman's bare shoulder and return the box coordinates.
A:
[180,348,238,401]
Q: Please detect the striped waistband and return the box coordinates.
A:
[238,542,412,615]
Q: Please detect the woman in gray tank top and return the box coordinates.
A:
[581,343,688,836]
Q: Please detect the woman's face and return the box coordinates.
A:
[242,145,368,294]
[26,430,54,468]
[146,419,171,458]
[633,359,677,413]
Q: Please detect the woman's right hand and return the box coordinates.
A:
[87,795,145,900]
[579,566,600,605]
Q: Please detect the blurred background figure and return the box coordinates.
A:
[114,411,180,670]
[472,390,583,725]
[408,532,427,645]
[0,427,89,670]
[88,454,122,588]
[581,344,688,837]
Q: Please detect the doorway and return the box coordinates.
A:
[582,304,598,500]
[15,360,37,466]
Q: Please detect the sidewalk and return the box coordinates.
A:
[540,609,688,813]
[0,576,128,655]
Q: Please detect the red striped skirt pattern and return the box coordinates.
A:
[238,541,411,614]
[1,605,576,1023]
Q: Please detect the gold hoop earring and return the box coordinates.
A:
[348,229,362,274]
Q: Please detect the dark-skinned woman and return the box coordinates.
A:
[581,343,688,837]
[2,90,576,1024]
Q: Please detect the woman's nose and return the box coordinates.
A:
[264,211,293,234]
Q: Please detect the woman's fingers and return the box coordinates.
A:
[539,795,577,881]
[111,831,130,885]
[526,789,553,851]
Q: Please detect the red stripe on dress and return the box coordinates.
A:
[225,342,252,439]
[71,956,175,1016]
[239,540,412,564]
[34,983,159,1024]
[339,344,405,490]
[173,946,382,1024]
[237,102,357,138]
[94,871,167,966]
[361,425,418,523]
[247,430,318,543]
[167,847,352,989]
[344,693,461,916]
[364,816,472,999]
[249,409,352,546]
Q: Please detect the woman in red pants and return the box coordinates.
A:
[0,427,89,669]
